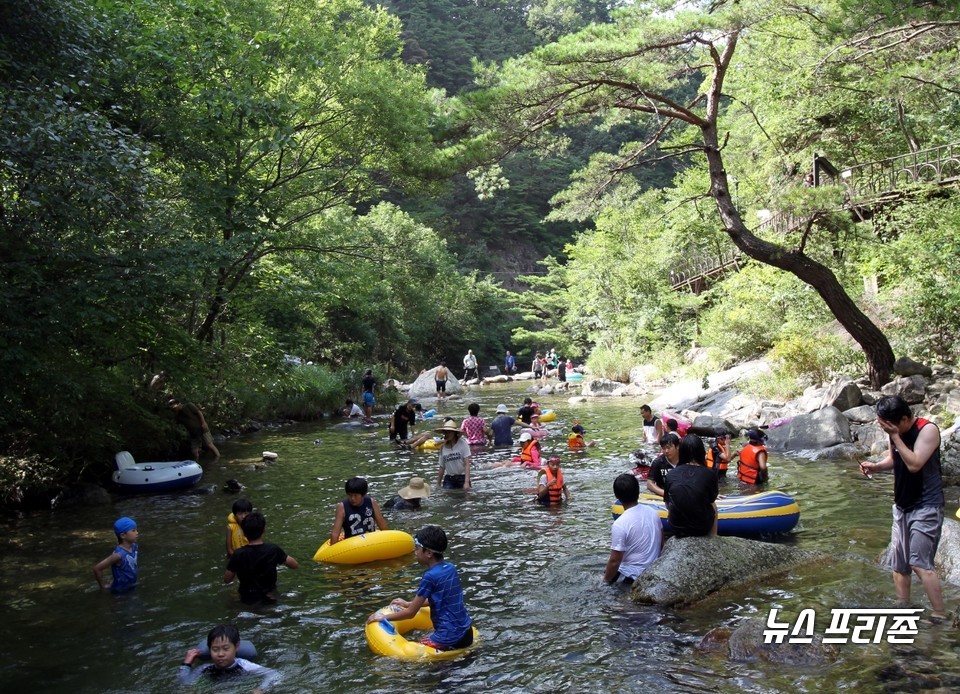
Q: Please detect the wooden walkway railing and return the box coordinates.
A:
[671,141,960,291]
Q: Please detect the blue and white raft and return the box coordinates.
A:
[611,490,801,536]
[112,451,203,493]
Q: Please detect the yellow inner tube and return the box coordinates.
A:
[365,605,479,661]
[313,530,414,564]
[538,410,556,423]
[417,437,442,450]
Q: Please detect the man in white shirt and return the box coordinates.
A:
[604,474,662,584]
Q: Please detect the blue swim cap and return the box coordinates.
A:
[114,517,137,535]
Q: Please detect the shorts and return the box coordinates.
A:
[533,370,542,379]
[442,474,465,489]
[436,380,447,393]
[421,627,474,651]
[890,504,943,573]
[362,391,375,407]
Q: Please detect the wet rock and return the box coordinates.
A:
[881,375,928,405]
[725,618,838,665]
[581,378,626,397]
[537,386,554,396]
[568,396,588,404]
[187,484,216,495]
[690,415,735,437]
[894,356,932,378]
[765,407,852,451]
[697,626,732,655]
[631,536,820,607]
[808,442,860,460]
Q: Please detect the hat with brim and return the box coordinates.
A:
[434,422,463,437]
[496,404,508,414]
[398,477,430,499]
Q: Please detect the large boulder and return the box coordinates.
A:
[631,536,820,607]
[820,377,862,412]
[880,518,960,587]
[699,619,838,666]
[408,367,462,400]
[881,375,927,405]
[581,378,626,397]
[764,407,852,451]
[894,356,933,378]
[842,405,876,424]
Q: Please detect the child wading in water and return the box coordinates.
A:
[93,516,139,593]
[366,525,474,651]
[179,624,280,691]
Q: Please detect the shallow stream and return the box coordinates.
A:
[2,382,959,692]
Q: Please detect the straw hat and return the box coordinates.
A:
[434,420,463,436]
[398,477,430,500]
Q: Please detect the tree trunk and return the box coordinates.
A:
[701,123,894,388]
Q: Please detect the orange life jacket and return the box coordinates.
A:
[567,433,585,449]
[542,466,565,504]
[521,439,540,466]
[705,441,729,474]
[738,443,768,485]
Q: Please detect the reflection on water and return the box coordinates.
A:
[1,383,958,693]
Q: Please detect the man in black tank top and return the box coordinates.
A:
[860,396,946,619]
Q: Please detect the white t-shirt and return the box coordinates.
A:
[610,504,662,579]
[439,437,472,476]
[348,403,364,417]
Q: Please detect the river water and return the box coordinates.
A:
[2,382,959,693]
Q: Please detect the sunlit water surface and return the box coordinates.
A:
[2,383,959,693]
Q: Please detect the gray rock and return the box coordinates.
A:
[631,536,820,607]
[842,405,876,424]
[568,396,588,404]
[852,422,886,453]
[690,415,735,437]
[764,407,852,451]
[861,390,881,406]
[880,518,960,587]
[880,375,927,404]
[722,618,838,665]
[581,378,624,397]
[820,377,862,412]
[408,367,462,400]
[807,443,861,460]
[483,375,512,384]
[894,356,933,378]
[537,386,554,396]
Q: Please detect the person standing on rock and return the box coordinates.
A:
[463,350,478,381]
[435,361,449,400]
[860,395,946,620]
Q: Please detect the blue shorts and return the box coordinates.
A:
[362,391,375,407]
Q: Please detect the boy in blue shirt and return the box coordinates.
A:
[366,525,473,650]
[93,516,139,593]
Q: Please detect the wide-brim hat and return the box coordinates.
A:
[434,422,463,436]
[496,404,508,414]
[398,477,430,499]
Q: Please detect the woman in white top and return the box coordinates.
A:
[434,420,472,490]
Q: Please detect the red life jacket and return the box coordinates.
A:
[705,441,728,474]
[542,466,565,504]
[738,443,768,484]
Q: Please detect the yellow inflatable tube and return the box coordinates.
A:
[538,410,556,423]
[417,437,442,450]
[365,605,479,661]
[313,530,414,564]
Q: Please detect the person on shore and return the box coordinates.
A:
[329,477,388,544]
[224,512,298,605]
[663,434,718,538]
[646,433,681,497]
[640,405,663,445]
[366,526,473,652]
[860,395,946,620]
[382,477,431,511]
[435,420,472,490]
[435,361,449,400]
[604,474,662,585]
[463,350,478,381]
[532,353,544,383]
[93,516,139,593]
[361,369,377,421]
[460,403,492,446]
[389,399,419,445]
[737,429,769,486]
[535,456,571,505]
[556,356,566,383]
[179,624,280,691]
[343,399,364,418]
[168,397,220,460]
[504,351,516,375]
[490,404,517,446]
[226,498,253,558]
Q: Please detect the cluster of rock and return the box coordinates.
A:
[579,356,960,483]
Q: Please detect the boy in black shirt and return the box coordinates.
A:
[224,512,298,604]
